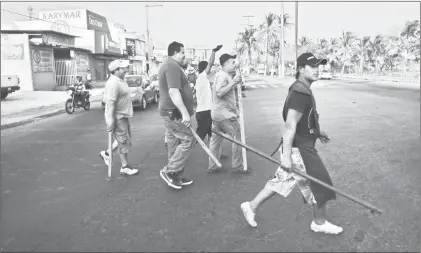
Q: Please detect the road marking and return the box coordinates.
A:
[248,84,257,88]
[269,84,278,88]
[257,84,268,88]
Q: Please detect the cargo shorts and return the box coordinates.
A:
[113,117,132,154]
[265,147,317,205]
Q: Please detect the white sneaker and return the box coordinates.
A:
[120,165,138,176]
[311,220,343,234]
[99,151,110,166]
[241,202,257,227]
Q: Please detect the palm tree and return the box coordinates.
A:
[400,20,420,73]
[370,35,386,74]
[337,31,358,75]
[356,36,372,75]
[257,13,279,76]
[236,27,260,73]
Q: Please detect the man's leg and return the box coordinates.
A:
[114,118,137,175]
[208,121,224,172]
[219,118,244,171]
[160,118,194,189]
[99,138,118,166]
[166,125,180,162]
[298,145,342,234]
[196,111,207,140]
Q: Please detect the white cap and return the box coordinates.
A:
[108,59,130,72]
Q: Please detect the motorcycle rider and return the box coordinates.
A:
[69,75,88,107]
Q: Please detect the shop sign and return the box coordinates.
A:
[42,33,75,47]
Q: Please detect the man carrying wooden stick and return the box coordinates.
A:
[207,54,250,173]
[99,60,138,176]
[158,41,195,190]
[240,52,343,234]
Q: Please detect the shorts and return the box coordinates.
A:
[265,147,316,205]
[113,117,132,154]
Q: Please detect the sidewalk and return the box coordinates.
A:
[1,88,104,129]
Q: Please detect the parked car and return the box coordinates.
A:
[319,71,333,80]
[102,74,159,110]
[1,75,20,99]
[149,73,159,102]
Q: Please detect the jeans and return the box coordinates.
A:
[208,117,243,171]
[162,116,195,175]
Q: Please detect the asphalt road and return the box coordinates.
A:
[1,77,420,252]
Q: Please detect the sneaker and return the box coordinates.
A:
[120,165,138,176]
[159,169,182,189]
[180,177,193,186]
[99,151,110,166]
[241,202,257,227]
[310,220,343,235]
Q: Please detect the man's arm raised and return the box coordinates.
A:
[205,45,222,75]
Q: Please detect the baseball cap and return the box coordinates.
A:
[219,53,236,66]
[297,53,327,67]
[108,59,130,72]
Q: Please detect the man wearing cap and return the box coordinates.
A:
[207,53,248,173]
[98,59,138,176]
[240,52,343,235]
[158,41,195,190]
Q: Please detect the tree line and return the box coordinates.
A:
[235,13,420,77]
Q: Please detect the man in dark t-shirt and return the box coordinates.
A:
[240,53,343,235]
[158,41,195,190]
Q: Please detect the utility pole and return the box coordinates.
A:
[145,4,162,74]
[279,2,285,78]
[295,1,298,72]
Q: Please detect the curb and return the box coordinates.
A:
[335,75,420,84]
[1,97,102,130]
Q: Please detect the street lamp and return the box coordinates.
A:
[145,3,163,73]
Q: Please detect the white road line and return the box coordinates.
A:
[269,84,278,88]
[248,85,257,88]
[257,84,268,88]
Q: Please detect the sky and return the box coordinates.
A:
[1,0,420,55]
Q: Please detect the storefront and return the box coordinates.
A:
[1,30,89,90]
[38,9,126,82]
[126,37,146,75]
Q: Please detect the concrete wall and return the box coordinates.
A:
[32,72,56,91]
[0,33,34,91]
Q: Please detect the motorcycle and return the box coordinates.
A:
[65,86,91,114]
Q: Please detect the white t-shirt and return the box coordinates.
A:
[195,71,212,112]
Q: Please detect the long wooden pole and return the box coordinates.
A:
[189,127,222,168]
[237,73,247,171]
[212,130,383,214]
[108,132,112,178]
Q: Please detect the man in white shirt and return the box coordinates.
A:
[195,44,222,140]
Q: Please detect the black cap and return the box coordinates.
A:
[219,53,236,66]
[297,53,327,67]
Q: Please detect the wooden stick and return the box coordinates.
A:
[189,126,222,168]
[108,132,112,178]
[211,129,383,214]
[237,74,247,171]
